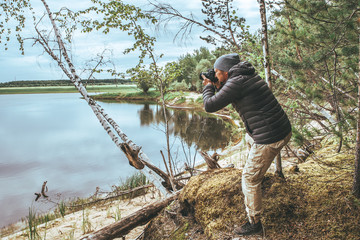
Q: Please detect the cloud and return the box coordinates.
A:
[0,0,262,82]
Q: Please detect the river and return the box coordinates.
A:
[0,93,231,228]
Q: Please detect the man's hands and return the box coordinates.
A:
[202,74,221,89]
[201,74,212,86]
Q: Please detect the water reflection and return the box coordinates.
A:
[138,103,231,151]
[0,94,233,228]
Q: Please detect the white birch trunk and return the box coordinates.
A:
[258,0,272,89]
[40,0,169,195]
[258,0,283,175]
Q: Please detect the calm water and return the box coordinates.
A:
[0,93,231,227]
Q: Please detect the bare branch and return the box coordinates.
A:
[147,1,236,47]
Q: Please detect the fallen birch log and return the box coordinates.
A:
[80,193,179,240]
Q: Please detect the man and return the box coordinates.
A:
[202,53,292,236]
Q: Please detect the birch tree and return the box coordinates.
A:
[36,0,177,195]
[257,0,284,177]
[258,0,271,89]
[78,0,186,190]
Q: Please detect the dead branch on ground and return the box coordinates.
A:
[68,184,154,210]
[200,151,221,169]
[80,192,179,240]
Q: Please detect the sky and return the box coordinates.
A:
[0,0,261,83]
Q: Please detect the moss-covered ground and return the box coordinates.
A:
[143,138,360,239]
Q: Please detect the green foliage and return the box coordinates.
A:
[195,96,203,104]
[27,207,39,240]
[200,0,252,51]
[163,61,182,84]
[269,0,358,145]
[127,66,154,93]
[170,80,189,91]
[0,0,33,53]
[79,0,157,60]
[175,97,186,104]
[177,47,216,90]
[116,172,148,191]
[58,201,67,218]
[195,59,212,73]
[111,205,122,221]
[291,127,305,147]
[171,222,189,240]
[164,91,184,102]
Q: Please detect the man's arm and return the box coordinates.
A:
[202,81,236,113]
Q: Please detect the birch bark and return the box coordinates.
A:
[258,0,283,176]
[258,0,272,89]
[39,0,169,195]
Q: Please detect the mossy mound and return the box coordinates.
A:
[144,168,302,239]
[142,145,360,239]
[179,168,245,238]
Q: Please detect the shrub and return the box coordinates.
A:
[170,80,189,91]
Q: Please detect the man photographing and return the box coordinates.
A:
[201,53,292,236]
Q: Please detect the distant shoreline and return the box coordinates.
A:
[0,84,138,95]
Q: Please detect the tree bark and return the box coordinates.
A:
[258,0,283,176]
[200,151,220,169]
[353,15,360,199]
[258,0,272,89]
[69,184,154,210]
[39,0,169,195]
[80,193,179,240]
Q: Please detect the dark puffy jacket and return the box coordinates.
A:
[202,61,291,144]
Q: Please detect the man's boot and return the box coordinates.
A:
[233,220,263,236]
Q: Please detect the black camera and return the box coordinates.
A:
[199,69,218,83]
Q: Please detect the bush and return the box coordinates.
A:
[170,80,189,91]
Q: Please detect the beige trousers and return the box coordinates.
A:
[242,132,292,223]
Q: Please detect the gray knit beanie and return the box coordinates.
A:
[214,53,240,72]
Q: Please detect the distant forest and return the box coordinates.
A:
[0,79,131,87]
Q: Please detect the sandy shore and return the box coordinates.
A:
[3,138,296,240]
[3,189,163,240]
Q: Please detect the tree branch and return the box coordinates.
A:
[80,193,179,240]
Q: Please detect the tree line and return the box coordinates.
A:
[0,79,131,87]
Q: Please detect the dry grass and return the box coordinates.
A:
[143,139,360,239]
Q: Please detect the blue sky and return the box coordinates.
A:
[0,0,261,83]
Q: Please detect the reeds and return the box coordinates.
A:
[27,207,39,240]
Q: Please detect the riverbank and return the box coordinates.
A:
[3,88,358,239]
[0,84,139,95]
[4,134,359,239]
[1,140,248,240]
[1,87,236,236]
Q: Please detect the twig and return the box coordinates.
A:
[68,184,154,209]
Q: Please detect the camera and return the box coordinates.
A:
[199,69,218,83]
